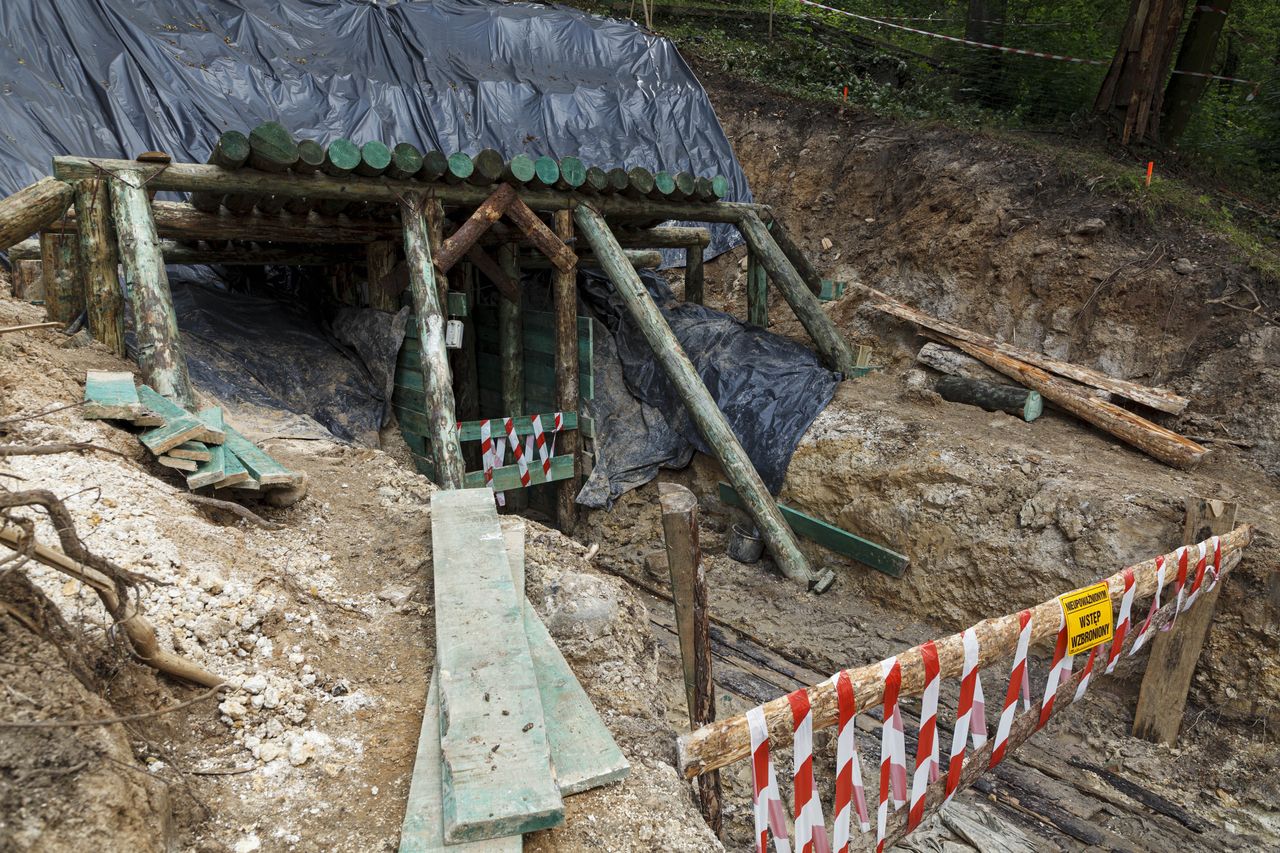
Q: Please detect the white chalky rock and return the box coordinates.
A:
[257,741,287,763]
[233,835,261,853]
[219,697,248,720]
[263,686,281,709]
[243,674,268,695]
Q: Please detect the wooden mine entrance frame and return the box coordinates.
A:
[6,152,869,589]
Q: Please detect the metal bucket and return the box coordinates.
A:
[727,523,765,564]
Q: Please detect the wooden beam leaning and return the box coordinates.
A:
[109,171,196,409]
[434,184,515,274]
[74,177,124,354]
[0,176,74,250]
[465,245,520,303]
[574,203,816,588]
[552,209,580,534]
[759,212,824,297]
[736,211,858,376]
[400,192,465,490]
[1132,498,1239,744]
[685,246,705,305]
[746,251,767,328]
[676,524,1254,779]
[53,157,761,222]
[503,196,577,273]
[862,286,1189,413]
[940,333,1208,469]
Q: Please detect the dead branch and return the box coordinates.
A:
[0,442,132,460]
[180,493,283,531]
[0,400,87,427]
[0,683,225,729]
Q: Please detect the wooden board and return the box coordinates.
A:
[137,393,206,456]
[158,455,198,471]
[431,489,562,842]
[168,440,212,462]
[187,409,228,490]
[398,670,523,853]
[406,452,574,491]
[1132,498,1238,744]
[83,370,148,420]
[222,426,298,486]
[136,383,225,444]
[718,482,910,578]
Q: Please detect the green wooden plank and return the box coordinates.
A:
[168,440,211,462]
[83,370,146,420]
[453,412,578,442]
[187,409,227,490]
[223,425,298,486]
[136,385,206,455]
[431,490,563,842]
[460,455,573,490]
[718,482,909,578]
[398,670,521,853]
[819,279,847,302]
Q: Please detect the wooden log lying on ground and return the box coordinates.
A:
[862,285,1188,414]
[434,184,515,274]
[941,333,1208,469]
[918,341,1113,401]
[0,177,74,250]
[676,524,1253,779]
[937,375,1043,421]
[575,203,818,589]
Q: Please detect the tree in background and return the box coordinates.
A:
[963,0,1009,107]
[1162,0,1233,141]
[1093,0,1186,143]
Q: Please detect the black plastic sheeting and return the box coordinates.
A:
[0,0,749,260]
[577,270,840,508]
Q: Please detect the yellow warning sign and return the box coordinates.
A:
[1058,581,1114,656]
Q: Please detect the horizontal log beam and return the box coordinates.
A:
[676,524,1254,778]
[520,249,661,269]
[611,226,711,248]
[0,177,74,250]
[52,157,760,223]
[10,236,359,266]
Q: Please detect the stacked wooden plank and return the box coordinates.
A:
[400,492,627,851]
[82,371,302,493]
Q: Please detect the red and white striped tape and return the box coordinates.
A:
[945,629,983,800]
[1038,608,1074,728]
[788,690,830,853]
[1131,553,1168,654]
[504,417,530,488]
[1207,535,1224,592]
[990,609,1033,768]
[532,414,552,477]
[1073,646,1098,703]
[1105,568,1136,674]
[831,671,871,851]
[876,658,908,853]
[1169,545,1192,630]
[1184,541,1209,612]
[748,706,793,853]
[907,642,940,830]
[478,419,505,506]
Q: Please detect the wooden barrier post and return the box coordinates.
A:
[453,263,482,472]
[735,210,858,376]
[498,242,527,511]
[400,191,465,490]
[746,251,767,327]
[685,245,705,305]
[574,203,816,588]
[39,231,82,325]
[109,171,196,409]
[553,209,580,533]
[75,177,124,354]
[659,482,722,836]
[1132,498,1239,743]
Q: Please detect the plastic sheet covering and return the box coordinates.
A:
[577,270,840,507]
[0,0,749,261]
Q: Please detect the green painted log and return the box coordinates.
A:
[685,245,704,304]
[711,175,730,200]
[717,482,910,578]
[760,214,823,296]
[75,177,124,355]
[355,140,393,177]
[110,172,197,409]
[315,139,362,215]
[387,142,424,180]
[247,122,299,172]
[468,149,505,186]
[604,167,629,194]
[737,210,858,376]
[583,165,609,193]
[574,203,818,589]
[502,154,537,185]
[693,176,715,202]
[555,157,586,191]
[673,171,697,200]
[418,150,450,181]
[625,167,655,198]
[746,251,767,327]
[650,170,676,199]
[401,191,465,489]
[190,131,250,212]
[529,156,560,190]
[40,231,81,326]
[936,375,1043,422]
[552,208,580,532]
[444,153,475,184]
[293,139,326,175]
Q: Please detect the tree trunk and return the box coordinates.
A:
[1094,0,1186,144]
[1162,0,1232,141]
[963,0,1009,107]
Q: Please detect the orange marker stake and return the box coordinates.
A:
[843,85,848,101]
[1146,161,1154,187]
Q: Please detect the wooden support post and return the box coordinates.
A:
[761,213,824,296]
[400,192,465,490]
[365,240,400,312]
[659,483,722,837]
[498,243,526,510]
[685,245,705,305]
[1133,498,1239,744]
[75,178,124,354]
[453,264,481,471]
[109,172,196,408]
[574,203,816,588]
[427,198,448,308]
[0,177,74,250]
[736,211,858,376]
[434,184,515,274]
[503,196,577,273]
[746,251,767,327]
[39,231,82,325]
[553,210,580,533]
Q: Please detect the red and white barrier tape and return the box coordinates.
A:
[990,609,1033,767]
[831,671,871,850]
[1207,536,1223,592]
[1105,569,1136,674]
[504,417,531,488]
[1131,553,1168,654]
[1073,646,1099,702]
[907,643,940,829]
[945,629,981,799]
[748,706,793,853]
[789,690,831,853]
[875,658,908,853]
[532,414,552,477]
[1038,608,1074,728]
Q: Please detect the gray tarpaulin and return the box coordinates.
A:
[0,0,749,260]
